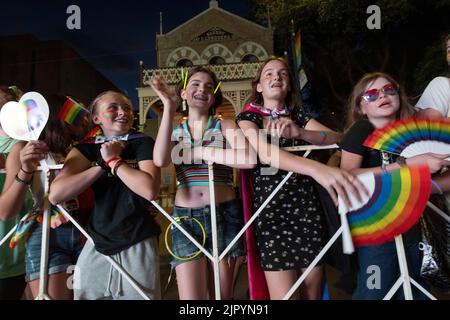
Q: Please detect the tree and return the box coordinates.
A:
[248,0,450,130]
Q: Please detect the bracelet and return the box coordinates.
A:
[15,174,32,186]
[105,156,121,168]
[111,160,125,176]
[20,167,34,175]
[431,179,444,195]
[319,131,327,145]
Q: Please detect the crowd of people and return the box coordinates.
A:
[0,33,449,300]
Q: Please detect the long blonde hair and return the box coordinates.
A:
[344,72,416,131]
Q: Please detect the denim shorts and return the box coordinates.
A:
[170,198,245,268]
[25,223,84,282]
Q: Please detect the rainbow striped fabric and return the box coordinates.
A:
[57,97,89,126]
[172,115,233,189]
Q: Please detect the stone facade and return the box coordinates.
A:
[137,0,273,197]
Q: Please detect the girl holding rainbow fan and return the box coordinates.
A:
[339,72,450,299]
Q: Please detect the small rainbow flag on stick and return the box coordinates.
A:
[57,97,89,126]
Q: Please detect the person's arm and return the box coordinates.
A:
[340,128,450,176]
[340,150,401,175]
[48,148,104,205]
[150,75,178,167]
[417,108,445,119]
[303,118,342,144]
[238,119,365,207]
[431,170,450,194]
[115,159,161,201]
[265,117,341,145]
[0,141,48,221]
[199,119,256,169]
[415,77,450,118]
[0,143,29,220]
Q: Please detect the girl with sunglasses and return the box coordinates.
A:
[339,72,450,299]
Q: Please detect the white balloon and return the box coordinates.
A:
[0,92,49,141]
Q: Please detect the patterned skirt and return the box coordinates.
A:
[253,171,325,271]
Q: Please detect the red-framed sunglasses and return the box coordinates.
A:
[361,84,399,102]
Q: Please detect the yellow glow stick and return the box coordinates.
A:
[183,69,188,90]
[214,81,222,94]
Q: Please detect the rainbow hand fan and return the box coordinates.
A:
[338,165,430,248]
[363,118,450,158]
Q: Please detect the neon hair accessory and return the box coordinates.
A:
[181,68,188,90]
[164,216,206,261]
[363,118,450,158]
[344,165,430,247]
[57,97,89,126]
[214,81,222,94]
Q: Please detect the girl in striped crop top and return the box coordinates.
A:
[151,67,256,300]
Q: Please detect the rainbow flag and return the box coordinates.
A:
[57,97,89,126]
[23,99,38,112]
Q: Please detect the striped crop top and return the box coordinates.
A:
[172,116,233,189]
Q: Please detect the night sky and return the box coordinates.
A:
[0,0,252,106]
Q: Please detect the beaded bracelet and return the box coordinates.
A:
[15,174,32,186]
[431,179,444,195]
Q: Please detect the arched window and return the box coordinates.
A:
[176,59,193,67]
[241,54,258,63]
[209,56,226,65]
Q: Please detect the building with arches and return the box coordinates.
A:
[137,0,272,200]
[138,0,272,129]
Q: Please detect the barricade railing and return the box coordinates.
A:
[1,144,449,300]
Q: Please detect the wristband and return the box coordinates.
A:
[431,179,444,195]
[111,160,125,176]
[106,156,121,168]
[20,167,34,175]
